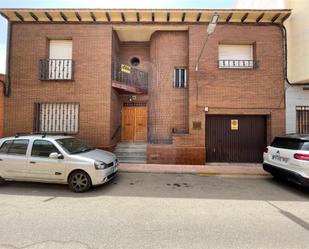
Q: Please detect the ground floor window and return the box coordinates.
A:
[34,103,79,134]
[296,106,309,134]
[174,68,187,88]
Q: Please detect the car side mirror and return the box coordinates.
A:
[49,152,64,160]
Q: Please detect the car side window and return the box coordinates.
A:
[7,140,29,155]
[31,140,60,158]
[0,140,13,154]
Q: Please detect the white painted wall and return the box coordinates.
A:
[286,85,309,133]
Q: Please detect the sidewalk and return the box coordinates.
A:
[119,163,269,176]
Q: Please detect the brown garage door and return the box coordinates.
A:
[206,115,266,163]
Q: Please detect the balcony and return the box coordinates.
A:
[218,60,258,69]
[39,59,74,80]
[112,62,148,94]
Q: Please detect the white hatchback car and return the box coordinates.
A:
[0,134,118,192]
[263,134,309,187]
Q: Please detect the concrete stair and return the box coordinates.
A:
[115,143,147,163]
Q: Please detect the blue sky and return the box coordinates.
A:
[0,0,235,73]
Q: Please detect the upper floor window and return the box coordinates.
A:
[218,44,256,69]
[174,68,187,88]
[40,40,73,80]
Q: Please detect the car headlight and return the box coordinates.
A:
[94,160,108,170]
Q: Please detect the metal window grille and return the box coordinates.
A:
[34,103,79,134]
[39,59,74,80]
[296,106,309,134]
[174,68,187,88]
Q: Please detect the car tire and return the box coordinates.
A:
[68,170,92,193]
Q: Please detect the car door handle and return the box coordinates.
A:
[29,161,36,164]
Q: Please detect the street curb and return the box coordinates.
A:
[118,168,269,176]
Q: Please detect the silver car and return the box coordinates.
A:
[0,134,118,192]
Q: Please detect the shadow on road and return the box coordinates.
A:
[0,172,308,201]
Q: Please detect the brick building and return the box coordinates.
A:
[0,8,291,164]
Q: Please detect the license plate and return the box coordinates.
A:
[271,154,289,163]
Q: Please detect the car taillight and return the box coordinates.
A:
[294,153,309,161]
[264,147,268,153]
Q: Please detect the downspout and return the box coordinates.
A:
[3,21,11,96]
[281,24,309,86]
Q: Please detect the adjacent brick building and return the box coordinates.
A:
[0,8,291,164]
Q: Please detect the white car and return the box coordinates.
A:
[263,134,309,187]
[0,134,118,192]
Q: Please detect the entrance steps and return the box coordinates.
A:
[115,143,147,163]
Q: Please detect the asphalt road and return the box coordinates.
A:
[0,172,308,249]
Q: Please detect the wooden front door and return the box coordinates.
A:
[122,106,147,142]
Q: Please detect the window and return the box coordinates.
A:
[56,138,94,154]
[48,40,73,80]
[174,68,187,88]
[218,44,255,69]
[31,140,60,158]
[271,138,303,150]
[34,103,79,134]
[7,140,29,155]
[296,106,309,133]
[130,57,140,66]
[0,140,13,154]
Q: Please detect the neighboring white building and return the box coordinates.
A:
[234,0,309,134]
[233,0,285,9]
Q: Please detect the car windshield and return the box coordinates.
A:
[56,138,94,154]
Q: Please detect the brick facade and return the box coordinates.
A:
[5,22,286,164]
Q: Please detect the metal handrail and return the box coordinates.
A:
[39,59,74,80]
[112,61,148,90]
[218,59,258,69]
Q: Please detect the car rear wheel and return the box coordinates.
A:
[68,170,92,193]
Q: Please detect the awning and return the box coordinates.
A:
[0,8,291,24]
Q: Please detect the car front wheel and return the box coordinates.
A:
[68,170,92,193]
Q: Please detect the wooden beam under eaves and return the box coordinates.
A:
[241,13,249,23]
[196,12,202,22]
[45,12,53,21]
[271,13,281,23]
[121,12,125,22]
[256,13,264,23]
[14,11,24,22]
[90,12,96,22]
[181,12,186,22]
[281,12,291,23]
[29,12,38,21]
[75,12,82,22]
[60,12,68,22]
[105,12,111,22]
[226,13,233,22]
[0,12,9,20]
[136,12,140,22]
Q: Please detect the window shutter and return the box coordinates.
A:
[49,40,72,60]
[219,44,253,61]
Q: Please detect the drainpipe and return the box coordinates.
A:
[3,21,11,96]
[281,24,309,86]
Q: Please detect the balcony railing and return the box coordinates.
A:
[112,62,148,91]
[218,60,258,69]
[39,59,74,80]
